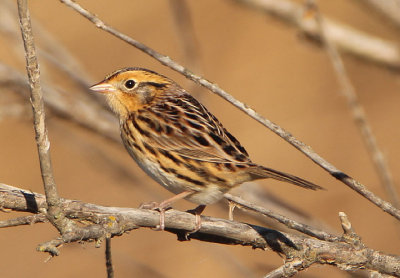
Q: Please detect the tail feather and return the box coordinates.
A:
[248,165,323,190]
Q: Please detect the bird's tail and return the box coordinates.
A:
[248,165,323,190]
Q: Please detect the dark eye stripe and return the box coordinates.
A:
[143,81,167,88]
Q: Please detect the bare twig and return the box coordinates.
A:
[225,193,339,241]
[1,182,399,276]
[308,1,400,209]
[59,0,400,221]
[0,214,47,228]
[105,238,114,278]
[263,260,304,278]
[232,0,400,69]
[17,0,66,229]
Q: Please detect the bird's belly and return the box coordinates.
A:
[132,155,225,205]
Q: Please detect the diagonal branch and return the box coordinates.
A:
[224,193,339,241]
[308,1,399,209]
[59,0,400,221]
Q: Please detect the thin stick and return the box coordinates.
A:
[0,214,47,228]
[17,0,59,210]
[169,0,201,73]
[17,0,73,235]
[224,193,339,241]
[60,0,400,221]
[355,0,400,29]
[263,260,304,278]
[309,1,400,209]
[105,238,114,278]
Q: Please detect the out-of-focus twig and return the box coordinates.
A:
[59,0,400,221]
[169,0,203,96]
[307,1,400,210]
[0,63,119,142]
[355,0,400,29]
[232,0,400,70]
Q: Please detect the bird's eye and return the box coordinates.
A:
[124,79,136,89]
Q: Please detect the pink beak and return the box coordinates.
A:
[89,82,116,94]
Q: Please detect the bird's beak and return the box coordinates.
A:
[89,81,116,94]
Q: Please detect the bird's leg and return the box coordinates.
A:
[140,191,193,230]
[186,204,206,234]
[228,200,236,221]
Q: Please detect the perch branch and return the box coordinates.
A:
[59,0,400,221]
[1,183,399,276]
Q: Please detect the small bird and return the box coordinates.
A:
[90,67,322,230]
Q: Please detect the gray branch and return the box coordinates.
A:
[0,183,399,276]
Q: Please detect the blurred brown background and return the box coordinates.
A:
[1,0,400,277]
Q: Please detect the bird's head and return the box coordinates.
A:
[90,67,177,118]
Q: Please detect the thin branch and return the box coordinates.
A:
[309,1,400,209]
[1,183,399,276]
[105,238,114,278]
[263,260,304,278]
[59,0,400,221]
[232,0,400,70]
[0,214,47,228]
[224,193,339,241]
[17,0,64,224]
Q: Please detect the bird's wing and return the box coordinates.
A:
[137,93,251,164]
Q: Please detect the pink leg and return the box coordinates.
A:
[187,204,206,233]
[140,191,194,230]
